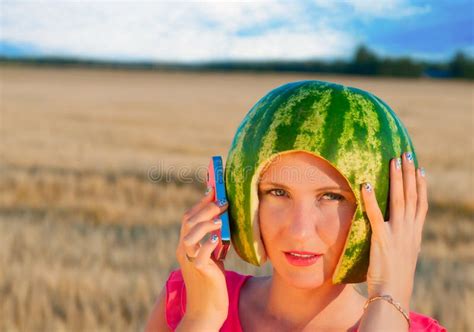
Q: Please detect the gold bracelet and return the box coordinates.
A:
[363,295,410,327]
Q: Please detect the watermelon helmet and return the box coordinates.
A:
[224,80,418,284]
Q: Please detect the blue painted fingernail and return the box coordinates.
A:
[405,152,413,163]
[211,234,219,242]
[396,158,402,170]
[216,199,227,207]
[213,218,222,225]
[364,182,372,192]
[420,167,426,177]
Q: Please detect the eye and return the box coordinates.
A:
[322,193,344,201]
[267,189,287,197]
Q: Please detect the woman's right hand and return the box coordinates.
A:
[175,187,230,329]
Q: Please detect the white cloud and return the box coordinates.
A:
[313,0,431,18]
[0,0,429,62]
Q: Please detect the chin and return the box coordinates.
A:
[271,253,335,289]
[276,262,328,289]
[285,271,327,289]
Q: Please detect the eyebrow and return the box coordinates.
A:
[259,181,353,194]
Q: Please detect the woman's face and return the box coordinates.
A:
[258,151,357,288]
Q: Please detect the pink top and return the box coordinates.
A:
[164,268,447,332]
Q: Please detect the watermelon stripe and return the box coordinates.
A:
[244,82,306,170]
[372,95,410,152]
[254,81,315,168]
[335,89,381,188]
[294,88,332,151]
[227,131,264,258]
[273,83,332,152]
[345,90,383,202]
[371,94,419,168]
[370,95,402,156]
[319,87,351,162]
[363,92,403,218]
[225,94,274,259]
[331,88,384,282]
[333,213,370,283]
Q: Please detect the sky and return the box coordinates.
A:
[0,0,473,63]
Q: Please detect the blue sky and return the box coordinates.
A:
[1,0,472,63]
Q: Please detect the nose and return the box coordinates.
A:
[287,198,320,240]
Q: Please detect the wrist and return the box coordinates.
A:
[362,295,411,330]
[367,286,411,310]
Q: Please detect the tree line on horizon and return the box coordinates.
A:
[1,44,473,79]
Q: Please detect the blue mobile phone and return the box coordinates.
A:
[207,156,231,261]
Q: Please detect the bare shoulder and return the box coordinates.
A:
[144,284,172,332]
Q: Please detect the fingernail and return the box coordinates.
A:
[205,187,213,195]
[395,158,401,170]
[216,199,227,207]
[420,167,426,177]
[213,218,222,225]
[211,234,219,242]
[364,182,372,192]
[405,152,413,163]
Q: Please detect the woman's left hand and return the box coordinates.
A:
[361,151,428,309]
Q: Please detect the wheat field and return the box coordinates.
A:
[0,65,473,331]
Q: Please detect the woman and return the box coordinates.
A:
[145,81,446,331]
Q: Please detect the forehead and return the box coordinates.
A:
[258,151,350,189]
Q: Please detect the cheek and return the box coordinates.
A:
[258,200,291,248]
[316,210,344,244]
[258,202,280,237]
[320,204,356,251]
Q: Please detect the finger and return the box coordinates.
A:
[402,151,417,222]
[414,167,428,230]
[183,219,222,254]
[184,199,228,233]
[182,187,215,223]
[180,187,215,239]
[361,182,386,237]
[389,156,405,226]
[194,233,220,271]
[176,239,200,265]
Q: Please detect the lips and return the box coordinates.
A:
[284,251,322,266]
[284,251,322,256]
